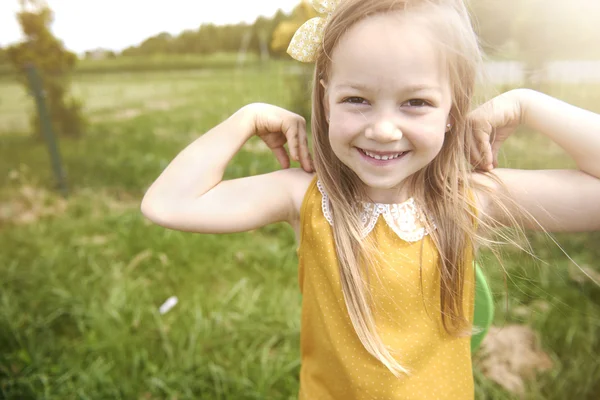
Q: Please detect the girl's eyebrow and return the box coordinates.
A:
[335,82,442,94]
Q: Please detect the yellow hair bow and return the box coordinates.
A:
[287,0,340,63]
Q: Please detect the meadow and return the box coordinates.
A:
[0,60,599,399]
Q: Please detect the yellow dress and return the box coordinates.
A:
[297,177,475,400]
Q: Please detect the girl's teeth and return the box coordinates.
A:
[363,149,401,160]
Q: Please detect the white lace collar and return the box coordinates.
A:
[316,180,435,242]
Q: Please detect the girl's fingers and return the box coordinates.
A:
[272,146,290,169]
[490,129,504,168]
[479,135,493,170]
[470,143,485,170]
[297,119,313,172]
[469,126,484,167]
[260,108,310,170]
[483,142,493,170]
[284,118,299,162]
[471,122,493,171]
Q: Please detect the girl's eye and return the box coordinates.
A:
[343,97,368,104]
[405,99,430,107]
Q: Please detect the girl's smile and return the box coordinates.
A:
[356,147,410,166]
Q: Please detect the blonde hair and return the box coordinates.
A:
[310,0,520,377]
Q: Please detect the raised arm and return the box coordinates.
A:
[471,89,600,232]
[141,103,314,234]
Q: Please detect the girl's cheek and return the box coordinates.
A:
[407,125,446,151]
[330,116,359,138]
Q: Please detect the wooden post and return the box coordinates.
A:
[24,63,68,197]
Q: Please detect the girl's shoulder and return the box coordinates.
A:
[469,169,524,229]
[284,168,316,238]
[288,169,317,211]
[469,171,498,211]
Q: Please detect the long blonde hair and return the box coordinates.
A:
[310,0,514,377]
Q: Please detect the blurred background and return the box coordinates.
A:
[0,0,599,399]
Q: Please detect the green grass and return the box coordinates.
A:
[0,53,268,78]
[0,62,599,399]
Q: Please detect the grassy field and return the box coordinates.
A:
[0,62,599,399]
[0,53,270,78]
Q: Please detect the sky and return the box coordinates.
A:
[0,0,300,53]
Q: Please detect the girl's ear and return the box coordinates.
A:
[446,114,456,132]
[320,79,330,121]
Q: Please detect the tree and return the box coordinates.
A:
[270,1,317,56]
[7,0,85,138]
[250,16,272,59]
[0,46,8,64]
[268,10,288,56]
[137,32,174,55]
[270,1,318,118]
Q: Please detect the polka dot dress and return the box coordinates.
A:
[297,177,476,399]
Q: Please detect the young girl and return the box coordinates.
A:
[141,0,600,398]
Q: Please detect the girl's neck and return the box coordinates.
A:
[363,182,412,205]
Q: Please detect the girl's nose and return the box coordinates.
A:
[365,120,403,142]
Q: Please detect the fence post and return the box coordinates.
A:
[24,63,68,197]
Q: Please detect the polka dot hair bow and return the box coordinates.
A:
[287,0,340,62]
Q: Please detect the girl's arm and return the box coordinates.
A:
[141,103,314,234]
[471,89,600,232]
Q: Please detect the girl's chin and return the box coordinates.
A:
[356,174,410,191]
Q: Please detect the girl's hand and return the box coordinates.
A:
[239,103,313,172]
[468,90,524,171]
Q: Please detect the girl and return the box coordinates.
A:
[141,0,600,398]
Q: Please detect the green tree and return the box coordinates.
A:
[271,0,317,56]
[7,0,85,138]
[138,32,173,55]
[250,16,271,57]
[268,10,289,56]
[270,1,318,118]
[0,46,8,64]
[171,29,200,54]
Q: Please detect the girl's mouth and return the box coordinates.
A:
[357,147,409,164]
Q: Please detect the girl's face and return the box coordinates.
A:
[323,12,453,204]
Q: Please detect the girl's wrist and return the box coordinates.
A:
[227,104,258,142]
[512,88,541,129]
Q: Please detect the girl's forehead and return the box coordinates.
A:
[328,13,450,91]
